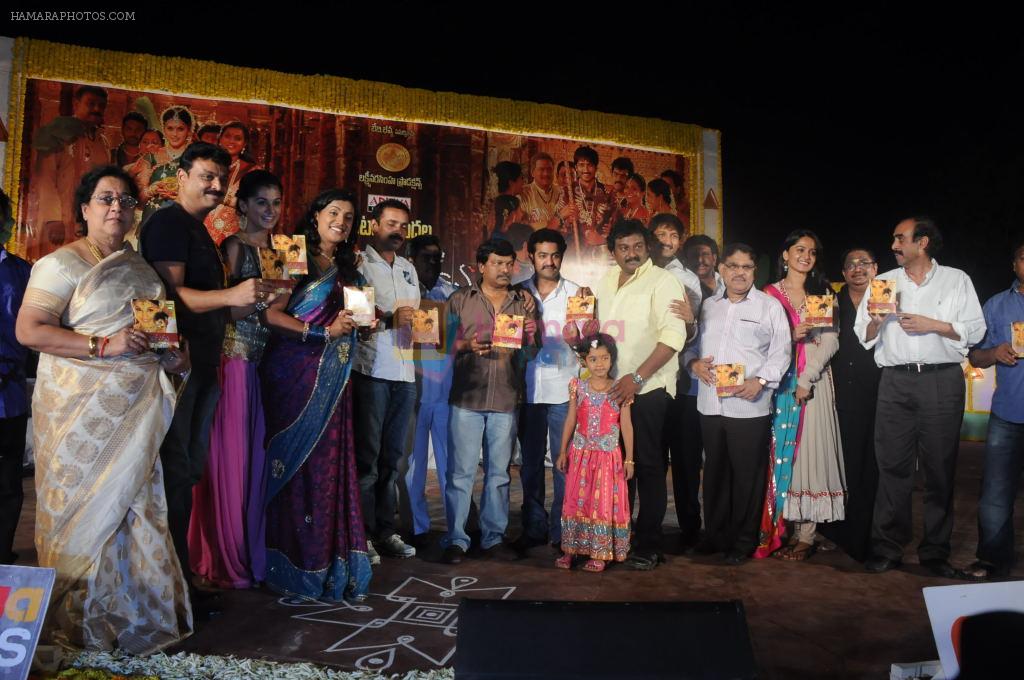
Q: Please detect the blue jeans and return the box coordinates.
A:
[405,400,449,536]
[976,412,1024,570]
[518,401,568,543]
[353,372,416,540]
[444,406,517,551]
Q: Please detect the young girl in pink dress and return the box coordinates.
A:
[555,334,634,572]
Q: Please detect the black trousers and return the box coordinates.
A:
[628,388,671,554]
[700,414,771,555]
[871,365,965,562]
[818,405,878,562]
[0,414,27,563]
[160,365,221,584]
[668,393,703,540]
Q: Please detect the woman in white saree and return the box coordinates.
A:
[16,165,192,654]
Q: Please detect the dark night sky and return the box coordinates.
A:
[4,5,1022,299]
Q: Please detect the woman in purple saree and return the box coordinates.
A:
[261,188,374,601]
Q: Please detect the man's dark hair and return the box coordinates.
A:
[409,233,442,259]
[529,152,554,172]
[527,228,567,256]
[74,85,107,101]
[501,222,533,252]
[611,157,635,174]
[476,237,515,265]
[121,112,147,129]
[606,218,650,252]
[840,246,877,265]
[647,178,672,206]
[573,146,599,166]
[660,169,683,188]
[722,242,757,261]
[649,212,684,237]
[178,142,230,174]
[910,216,943,256]
[683,234,719,258]
[371,198,411,222]
[73,164,139,235]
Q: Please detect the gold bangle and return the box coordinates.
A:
[624,460,635,466]
[302,322,310,342]
[87,335,99,358]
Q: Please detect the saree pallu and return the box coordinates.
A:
[261,266,372,602]
[755,284,806,558]
[26,248,191,653]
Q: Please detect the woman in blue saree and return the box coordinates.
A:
[260,188,375,601]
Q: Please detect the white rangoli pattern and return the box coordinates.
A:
[278,576,517,672]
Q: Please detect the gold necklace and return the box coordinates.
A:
[84,238,106,264]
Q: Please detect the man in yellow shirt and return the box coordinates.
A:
[592,218,687,569]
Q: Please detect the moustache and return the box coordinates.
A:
[388,234,405,242]
[624,257,641,264]
[205,190,225,198]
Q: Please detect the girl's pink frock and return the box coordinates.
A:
[560,378,631,562]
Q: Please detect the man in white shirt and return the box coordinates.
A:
[854,217,985,577]
[685,243,792,564]
[513,229,580,552]
[650,214,703,548]
[354,199,421,562]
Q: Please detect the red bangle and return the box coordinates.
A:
[99,336,110,357]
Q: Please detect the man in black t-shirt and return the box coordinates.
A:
[141,143,276,610]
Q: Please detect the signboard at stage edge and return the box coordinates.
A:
[0,566,56,680]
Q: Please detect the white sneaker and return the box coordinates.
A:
[367,540,381,565]
[376,533,416,559]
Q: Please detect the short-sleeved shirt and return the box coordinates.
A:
[976,282,1024,423]
[141,202,226,368]
[353,245,420,382]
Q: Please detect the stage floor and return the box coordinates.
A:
[13,441,1023,679]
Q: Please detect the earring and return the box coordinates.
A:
[783,262,789,272]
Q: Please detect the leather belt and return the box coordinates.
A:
[886,363,960,373]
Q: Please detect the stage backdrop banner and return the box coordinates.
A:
[2,38,722,288]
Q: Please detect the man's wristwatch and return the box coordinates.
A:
[756,377,768,387]
[632,373,645,387]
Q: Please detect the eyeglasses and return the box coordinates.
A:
[843,259,876,271]
[92,193,138,209]
[723,263,755,272]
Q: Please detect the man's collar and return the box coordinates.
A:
[525,275,565,296]
[901,257,938,283]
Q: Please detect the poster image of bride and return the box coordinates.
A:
[12,77,695,287]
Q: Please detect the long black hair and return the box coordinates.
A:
[778,228,831,295]
[298,188,359,285]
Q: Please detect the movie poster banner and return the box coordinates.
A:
[3,40,721,289]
